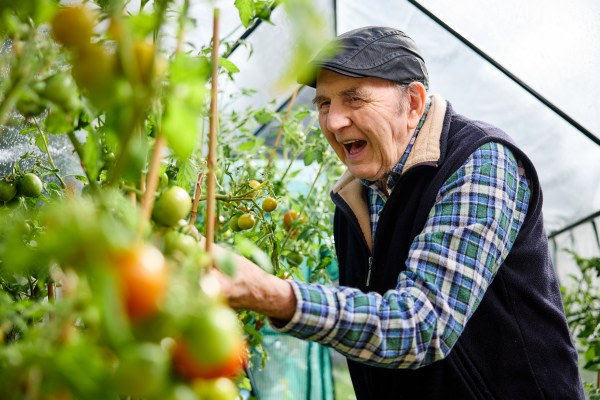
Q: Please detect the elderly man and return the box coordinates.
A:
[213,26,584,399]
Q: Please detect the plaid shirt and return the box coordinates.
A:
[274,116,531,369]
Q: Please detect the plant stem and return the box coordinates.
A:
[66,131,98,191]
[281,161,325,250]
[266,87,299,169]
[140,133,166,224]
[189,172,205,226]
[204,8,220,254]
[32,117,67,189]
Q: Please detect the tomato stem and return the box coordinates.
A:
[266,87,299,169]
[140,134,166,228]
[190,172,205,226]
[32,117,67,189]
[66,130,99,192]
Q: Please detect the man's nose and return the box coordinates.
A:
[325,104,351,132]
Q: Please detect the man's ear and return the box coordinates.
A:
[407,82,427,130]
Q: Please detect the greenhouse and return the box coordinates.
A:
[1,0,599,399]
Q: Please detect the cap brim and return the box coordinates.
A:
[297,63,367,88]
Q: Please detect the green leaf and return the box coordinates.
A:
[303,149,315,166]
[43,110,73,134]
[34,132,48,154]
[163,55,208,159]
[234,0,254,28]
[83,129,101,181]
[175,157,198,190]
[219,57,240,75]
[254,109,275,125]
[234,236,273,274]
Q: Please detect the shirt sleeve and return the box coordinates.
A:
[271,142,531,369]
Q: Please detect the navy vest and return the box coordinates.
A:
[331,102,584,399]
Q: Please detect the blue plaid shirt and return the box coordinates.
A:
[274,108,531,369]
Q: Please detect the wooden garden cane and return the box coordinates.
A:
[205,9,260,398]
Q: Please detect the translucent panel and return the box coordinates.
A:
[337,0,600,234]
[220,2,336,114]
[416,0,600,136]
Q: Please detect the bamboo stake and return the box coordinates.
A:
[140,134,166,223]
[204,8,220,254]
[189,172,205,226]
[266,87,299,169]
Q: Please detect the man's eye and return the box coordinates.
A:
[347,96,364,105]
[318,102,330,111]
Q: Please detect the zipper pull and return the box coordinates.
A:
[366,257,373,287]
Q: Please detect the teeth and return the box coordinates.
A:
[342,139,360,144]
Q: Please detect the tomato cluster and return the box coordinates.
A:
[0,172,43,203]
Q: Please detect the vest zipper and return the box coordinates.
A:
[366,256,373,287]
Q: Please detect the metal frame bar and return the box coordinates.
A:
[548,209,600,239]
[407,0,600,147]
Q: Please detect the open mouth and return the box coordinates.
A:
[343,140,367,155]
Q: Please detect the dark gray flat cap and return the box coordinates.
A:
[299,26,429,89]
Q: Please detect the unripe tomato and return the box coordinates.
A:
[172,304,247,380]
[112,244,168,322]
[51,5,96,49]
[229,215,241,232]
[133,40,167,84]
[248,180,261,189]
[163,229,198,257]
[261,197,277,212]
[114,343,169,398]
[287,251,304,266]
[71,43,117,107]
[0,179,17,202]
[16,88,45,117]
[158,172,169,189]
[192,378,239,400]
[18,173,43,198]
[41,73,80,112]
[152,186,192,227]
[237,213,255,230]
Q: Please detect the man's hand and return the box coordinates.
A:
[201,239,297,322]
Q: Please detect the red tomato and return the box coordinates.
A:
[172,305,247,380]
[112,244,168,322]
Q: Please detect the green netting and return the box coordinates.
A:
[250,326,335,400]
[248,253,339,400]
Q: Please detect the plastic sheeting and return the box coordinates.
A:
[217,0,600,274]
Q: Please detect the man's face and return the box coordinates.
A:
[314,70,415,182]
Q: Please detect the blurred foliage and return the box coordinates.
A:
[0,0,339,398]
[561,250,600,396]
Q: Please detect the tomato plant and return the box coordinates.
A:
[0,0,337,398]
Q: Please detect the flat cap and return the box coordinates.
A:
[299,26,429,89]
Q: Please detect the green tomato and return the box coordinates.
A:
[192,378,239,400]
[15,88,46,117]
[152,186,192,227]
[163,229,198,257]
[237,213,255,230]
[229,215,241,232]
[287,251,304,267]
[41,73,80,111]
[0,180,17,202]
[18,173,43,197]
[114,343,169,398]
[158,171,169,189]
